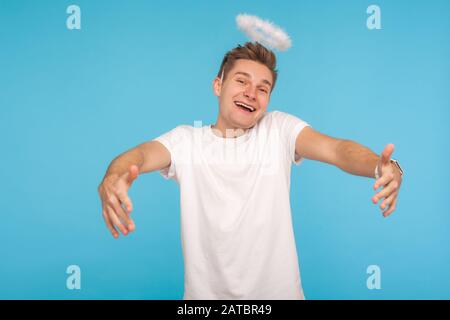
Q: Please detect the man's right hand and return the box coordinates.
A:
[98,165,139,238]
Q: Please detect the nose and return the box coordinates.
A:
[243,85,256,101]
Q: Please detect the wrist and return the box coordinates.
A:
[374,158,403,180]
[103,172,120,184]
[374,162,381,179]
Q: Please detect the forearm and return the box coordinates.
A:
[102,147,144,181]
[335,140,380,178]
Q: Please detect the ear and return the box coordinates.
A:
[212,77,222,97]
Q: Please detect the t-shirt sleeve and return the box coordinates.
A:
[152,125,188,180]
[273,111,312,166]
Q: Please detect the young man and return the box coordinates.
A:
[98,42,403,299]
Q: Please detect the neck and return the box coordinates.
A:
[212,117,248,139]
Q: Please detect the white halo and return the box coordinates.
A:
[236,14,292,51]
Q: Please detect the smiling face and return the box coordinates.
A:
[212,59,273,134]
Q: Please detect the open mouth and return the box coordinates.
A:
[234,101,256,113]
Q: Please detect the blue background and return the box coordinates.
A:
[1,0,449,299]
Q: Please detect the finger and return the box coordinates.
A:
[111,196,134,232]
[372,179,398,204]
[383,197,398,217]
[380,143,394,165]
[106,205,129,236]
[126,165,139,185]
[119,193,134,215]
[380,191,397,211]
[117,194,135,231]
[373,171,395,190]
[102,208,119,238]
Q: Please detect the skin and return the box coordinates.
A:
[211,59,273,138]
[98,165,139,238]
[372,143,403,217]
[98,58,403,238]
[212,59,402,218]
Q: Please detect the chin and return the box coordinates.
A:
[229,114,256,129]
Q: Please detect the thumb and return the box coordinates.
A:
[126,165,139,185]
[381,143,394,165]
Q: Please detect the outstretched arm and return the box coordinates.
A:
[334,139,379,178]
[98,141,171,238]
[334,141,402,217]
[295,127,403,217]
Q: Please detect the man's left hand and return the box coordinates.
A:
[372,143,403,217]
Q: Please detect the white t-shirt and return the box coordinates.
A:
[153,110,311,299]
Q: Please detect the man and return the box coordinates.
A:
[97,42,403,299]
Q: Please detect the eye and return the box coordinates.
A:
[259,88,268,93]
[236,79,245,84]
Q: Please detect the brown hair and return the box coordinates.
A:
[217,42,278,92]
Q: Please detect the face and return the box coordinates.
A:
[213,59,273,130]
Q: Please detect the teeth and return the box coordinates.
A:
[235,102,255,112]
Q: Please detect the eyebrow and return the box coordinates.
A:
[233,71,272,88]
